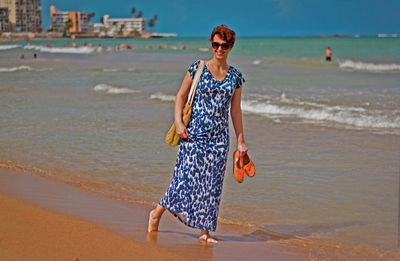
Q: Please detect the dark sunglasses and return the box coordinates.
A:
[211,42,230,50]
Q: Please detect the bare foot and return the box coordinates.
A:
[199,233,218,244]
[147,210,160,232]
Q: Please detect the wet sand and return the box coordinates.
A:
[1,168,398,260]
[0,193,189,261]
[0,168,312,261]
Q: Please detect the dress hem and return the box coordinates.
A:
[159,202,217,232]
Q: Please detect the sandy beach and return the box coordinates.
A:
[0,168,314,261]
[0,193,187,261]
[1,168,397,260]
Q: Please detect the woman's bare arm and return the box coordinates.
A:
[230,86,248,159]
[174,71,192,138]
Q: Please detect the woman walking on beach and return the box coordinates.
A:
[148,25,248,244]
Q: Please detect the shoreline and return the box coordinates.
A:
[0,167,311,261]
[0,167,397,260]
[0,193,187,261]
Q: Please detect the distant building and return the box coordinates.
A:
[50,5,90,34]
[0,7,9,31]
[50,5,67,32]
[0,0,15,31]
[15,0,42,32]
[92,23,104,33]
[103,14,146,35]
[0,0,42,32]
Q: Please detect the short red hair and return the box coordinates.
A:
[209,24,236,48]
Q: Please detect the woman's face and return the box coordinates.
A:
[211,34,232,60]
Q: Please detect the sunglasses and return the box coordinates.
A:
[211,42,230,50]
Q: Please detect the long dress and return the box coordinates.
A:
[159,60,245,232]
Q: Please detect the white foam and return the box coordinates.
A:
[0,44,20,50]
[252,59,261,65]
[102,68,136,72]
[241,97,400,129]
[24,45,95,54]
[378,34,399,38]
[339,60,400,72]
[149,92,175,102]
[0,65,33,72]
[92,84,139,94]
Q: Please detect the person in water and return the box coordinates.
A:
[326,47,332,61]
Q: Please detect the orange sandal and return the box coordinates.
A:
[242,153,255,177]
[233,150,244,183]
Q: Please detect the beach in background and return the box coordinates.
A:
[0,36,399,260]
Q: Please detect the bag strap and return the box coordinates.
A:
[187,60,204,105]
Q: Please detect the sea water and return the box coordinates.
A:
[0,36,399,257]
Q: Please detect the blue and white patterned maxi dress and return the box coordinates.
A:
[160,60,245,232]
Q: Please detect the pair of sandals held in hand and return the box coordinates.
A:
[233,151,255,183]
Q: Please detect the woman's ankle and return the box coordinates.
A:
[152,205,165,219]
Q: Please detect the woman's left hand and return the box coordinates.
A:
[237,143,248,168]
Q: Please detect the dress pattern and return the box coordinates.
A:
[160,60,245,232]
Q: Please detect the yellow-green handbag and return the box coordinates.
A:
[165,60,204,146]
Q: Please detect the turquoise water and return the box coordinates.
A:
[0,37,399,258]
[2,36,400,61]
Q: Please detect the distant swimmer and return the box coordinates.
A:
[20,54,24,59]
[325,47,332,61]
[33,53,37,59]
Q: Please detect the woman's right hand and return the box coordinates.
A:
[175,121,190,139]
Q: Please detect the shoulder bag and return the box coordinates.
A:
[165,60,205,146]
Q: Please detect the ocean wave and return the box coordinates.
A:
[242,95,400,129]
[377,34,399,38]
[149,92,175,102]
[339,60,400,72]
[0,44,20,50]
[92,84,139,94]
[24,45,95,54]
[102,67,136,72]
[0,65,33,72]
[149,91,400,130]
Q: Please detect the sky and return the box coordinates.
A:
[41,0,400,36]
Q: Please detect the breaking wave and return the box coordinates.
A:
[149,92,175,102]
[92,84,139,94]
[339,60,400,72]
[150,92,400,130]
[24,45,95,54]
[0,65,33,72]
[103,67,136,72]
[242,93,400,129]
[0,44,20,50]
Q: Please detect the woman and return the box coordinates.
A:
[148,25,248,244]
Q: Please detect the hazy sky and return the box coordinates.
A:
[41,0,400,36]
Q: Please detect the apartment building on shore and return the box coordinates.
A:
[50,5,90,35]
[0,0,42,32]
[102,14,146,36]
